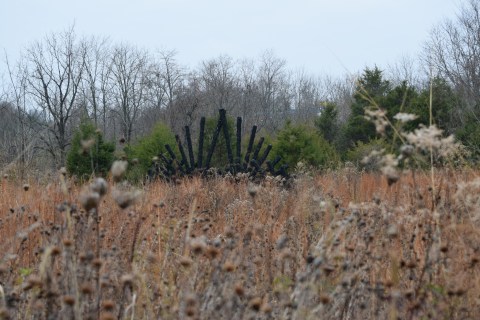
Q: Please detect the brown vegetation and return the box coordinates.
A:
[0,168,479,319]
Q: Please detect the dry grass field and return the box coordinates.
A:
[1,168,480,319]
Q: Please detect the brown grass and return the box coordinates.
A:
[0,168,479,319]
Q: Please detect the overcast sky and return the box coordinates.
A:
[1,0,461,78]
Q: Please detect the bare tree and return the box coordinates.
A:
[155,50,184,129]
[319,74,356,125]
[291,70,322,125]
[109,44,148,143]
[80,36,112,131]
[4,56,33,177]
[424,0,480,119]
[25,26,86,167]
[387,54,423,88]
[237,58,257,130]
[200,55,240,115]
[256,50,290,132]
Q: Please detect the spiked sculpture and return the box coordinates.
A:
[149,109,288,181]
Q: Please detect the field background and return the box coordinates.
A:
[1,168,479,319]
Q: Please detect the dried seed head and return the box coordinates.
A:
[387,225,398,238]
[26,276,43,289]
[319,294,331,304]
[322,264,336,275]
[101,300,115,311]
[223,261,236,272]
[440,243,448,253]
[185,293,197,307]
[247,183,259,197]
[120,274,134,287]
[111,160,128,182]
[280,249,294,260]
[81,138,95,154]
[261,303,273,313]
[179,256,193,267]
[249,297,263,311]
[190,238,207,255]
[59,167,67,176]
[51,246,61,256]
[80,191,100,212]
[224,226,235,239]
[91,178,108,197]
[92,258,103,269]
[62,295,76,306]
[234,283,245,296]
[185,307,196,317]
[146,253,158,264]
[80,283,94,295]
[63,238,73,247]
[206,246,219,259]
[400,144,414,157]
[112,189,141,209]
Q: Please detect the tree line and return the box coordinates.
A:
[2,0,480,178]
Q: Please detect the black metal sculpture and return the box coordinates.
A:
[149,109,289,181]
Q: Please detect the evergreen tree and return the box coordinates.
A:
[66,121,115,180]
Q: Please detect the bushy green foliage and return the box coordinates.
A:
[456,116,480,162]
[125,122,176,180]
[315,102,338,144]
[66,121,115,180]
[271,122,339,171]
[346,138,390,169]
[406,77,458,133]
[340,67,391,152]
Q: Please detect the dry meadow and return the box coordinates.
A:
[0,168,479,319]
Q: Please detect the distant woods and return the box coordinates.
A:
[2,0,480,176]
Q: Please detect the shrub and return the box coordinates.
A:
[271,122,339,171]
[125,122,176,181]
[345,138,390,170]
[66,121,115,180]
